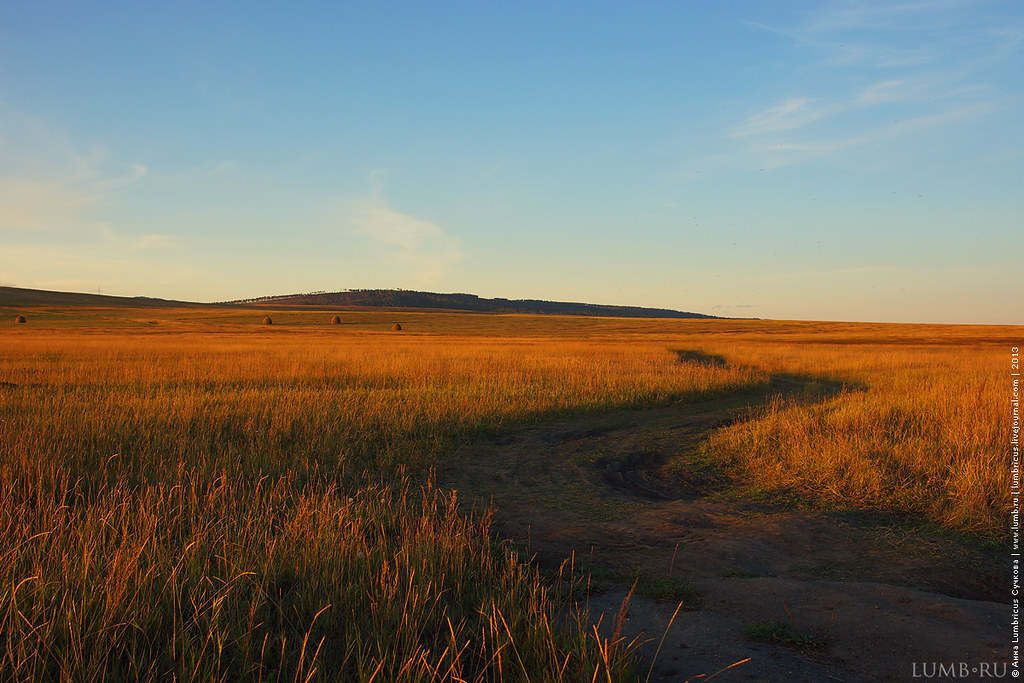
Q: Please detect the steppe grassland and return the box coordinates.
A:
[0,313,1016,681]
[690,340,1011,537]
[0,326,761,682]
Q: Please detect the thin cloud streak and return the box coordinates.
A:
[802,0,977,34]
[0,110,150,232]
[728,79,923,140]
[748,101,997,169]
[0,177,101,231]
[96,226,176,251]
[729,97,821,138]
[731,78,951,140]
[711,1,1019,174]
[349,195,463,285]
[0,109,175,288]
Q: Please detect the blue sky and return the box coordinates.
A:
[1,1,1020,323]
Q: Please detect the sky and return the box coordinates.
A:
[0,1,1021,324]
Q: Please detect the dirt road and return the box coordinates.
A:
[439,378,1009,682]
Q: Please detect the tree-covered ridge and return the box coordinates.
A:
[233,289,717,319]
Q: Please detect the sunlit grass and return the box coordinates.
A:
[0,329,757,681]
[0,311,1017,680]
[694,342,1010,538]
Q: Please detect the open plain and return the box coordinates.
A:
[0,293,1018,681]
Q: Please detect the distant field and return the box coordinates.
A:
[1,300,1018,680]
[1,295,1015,344]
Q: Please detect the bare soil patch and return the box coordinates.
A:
[439,379,1009,681]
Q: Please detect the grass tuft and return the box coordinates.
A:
[745,620,826,651]
[0,312,1014,677]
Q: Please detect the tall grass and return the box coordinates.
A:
[1,468,635,681]
[694,342,1011,538]
[0,330,758,681]
[1,321,1013,680]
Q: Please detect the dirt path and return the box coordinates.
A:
[438,378,1010,682]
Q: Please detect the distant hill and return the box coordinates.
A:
[227,289,717,319]
[1,285,716,319]
[0,286,201,308]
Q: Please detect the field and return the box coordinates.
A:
[0,298,1018,681]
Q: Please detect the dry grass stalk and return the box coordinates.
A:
[0,318,1013,680]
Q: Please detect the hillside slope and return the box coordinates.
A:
[231,289,716,319]
[0,286,199,308]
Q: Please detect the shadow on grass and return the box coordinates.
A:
[673,349,728,367]
[673,347,864,400]
[575,350,871,505]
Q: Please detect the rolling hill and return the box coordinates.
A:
[227,289,717,319]
[0,286,201,308]
[1,285,716,319]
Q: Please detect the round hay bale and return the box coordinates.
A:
[330,315,341,325]
[263,316,274,326]
[392,322,402,331]
[14,315,26,324]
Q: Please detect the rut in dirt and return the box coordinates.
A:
[437,351,1009,682]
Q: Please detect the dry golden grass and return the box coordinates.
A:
[691,341,1011,537]
[0,327,757,681]
[0,309,1017,680]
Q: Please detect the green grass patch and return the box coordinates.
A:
[578,564,701,610]
[745,621,826,651]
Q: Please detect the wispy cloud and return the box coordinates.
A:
[349,192,462,284]
[131,233,174,250]
[1,241,194,298]
[0,170,172,252]
[745,4,957,68]
[96,163,148,192]
[0,166,173,252]
[95,226,175,251]
[729,79,923,140]
[0,177,101,231]
[802,0,976,34]
[0,107,176,293]
[730,97,822,138]
[745,100,996,169]
[0,110,149,233]
[714,1,1020,172]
